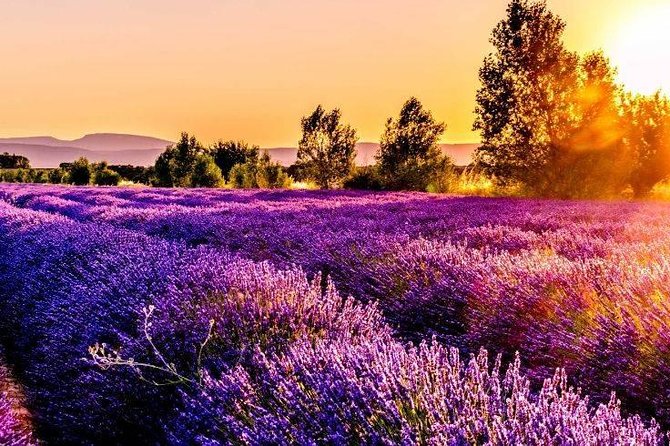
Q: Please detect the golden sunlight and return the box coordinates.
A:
[609,4,670,94]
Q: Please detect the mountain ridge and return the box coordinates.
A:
[0,134,477,168]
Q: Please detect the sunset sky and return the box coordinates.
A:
[1,0,669,146]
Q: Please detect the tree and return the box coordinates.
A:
[93,161,122,186]
[474,0,580,191]
[255,151,291,189]
[624,92,670,197]
[209,141,259,182]
[108,165,153,184]
[538,52,630,198]
[154,148,176,187]
[191,154,224,188]
[229,152,291,189]
[229,162,258,189]
[48,168,66,184]
[297,105,358,189]
[376,97,448,191]
[69,157,92,185]
[0,153,30,169]
[153,132,203,187]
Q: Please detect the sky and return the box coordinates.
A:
[1,0,669,146]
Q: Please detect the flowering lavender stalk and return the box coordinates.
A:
[173,339,664,445]
[0,184,669,443]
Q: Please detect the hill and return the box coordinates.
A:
[0,134,172,152]
[0,134,478,168]
[0,134,173,167]
[0,143,165,168]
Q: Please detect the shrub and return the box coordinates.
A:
[191,154,224,188]
[343,166,384,190]
[68,157,92,185]
[229,162,258,188]
[255,152,291,189]
[93,169,122,186]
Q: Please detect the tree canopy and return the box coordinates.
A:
[297,106,358,189]
[377,97,448,191]
[209,140,259,182]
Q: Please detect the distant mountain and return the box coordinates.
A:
[70,134,173,152]
[0,133,478,168]
[0,133,172,152]
[0,133,173,168]
[0,143,165,168]
[264,142,478,167]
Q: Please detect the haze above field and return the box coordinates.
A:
[0,133,476,167]
[1,1,669,147]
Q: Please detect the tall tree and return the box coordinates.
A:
[474,0,580,191]
[68,157,92,185]
[209,140,259,182]
[297,105,358,189]
[153,132,203,187]
[624,92,670,197]
[191,153,224,188]
[377,97,447,191]
[539,52,630,197]
[0,153,30,169]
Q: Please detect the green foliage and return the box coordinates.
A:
[377,97,447,191]
[297,105,358,189]
[209,140,259,181]
[0,153,30,169]
[624,92,670,197]
[108,165,154,184]
[229,162,258,188]
[31,170,48,184]
[93,162,122,186]
[425,156,456,194]
[48,168,66,184]
[153,132,204,187]
[229,152,291,189]
[255,152,291,189]
[68,157,93,185]
[473,1,633,199]
[191,154,224,188]
[343,166,384,191]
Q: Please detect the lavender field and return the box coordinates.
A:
[1,183,669,444]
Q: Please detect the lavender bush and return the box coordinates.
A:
[0,184,668,443]
[173,339,663,445]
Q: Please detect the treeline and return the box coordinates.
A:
[473,0,670,198]
[152,134,290,188]
[158,1,670,197]
[0,153,30,169]
[4,0,670,197]
[149,97,456,192]
[0,158,154,186]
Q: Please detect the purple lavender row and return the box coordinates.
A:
[0,195,664,443]
[4,184,670,426]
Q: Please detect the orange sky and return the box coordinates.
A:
[1,0,669,146]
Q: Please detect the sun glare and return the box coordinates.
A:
[609,5,670,95]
